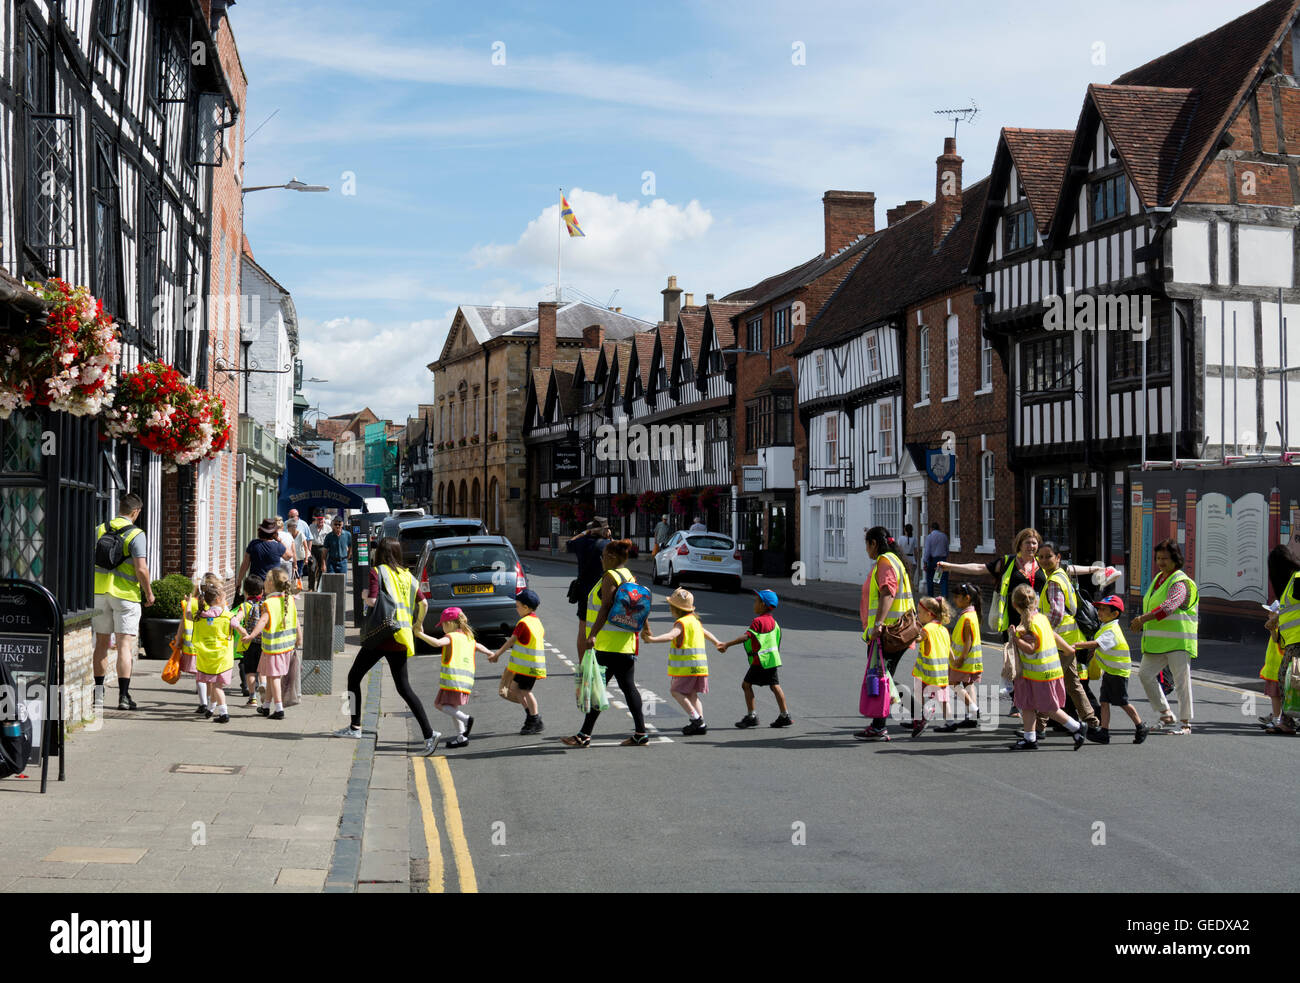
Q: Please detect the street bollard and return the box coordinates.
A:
[320,573,347,653]
[301,591,335,695]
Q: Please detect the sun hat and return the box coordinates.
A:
[666,587,695,612]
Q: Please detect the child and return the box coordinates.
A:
[248,568,300,721]
[909,596,953,737]
[1072,595,1149,744]
[1008,584,1086,751]
[231,575,265,708]
[641,587,722,736]
[717,589,792,729]
[192,580,236,723]
[425,607,494,749]
[488,589,547,736]
[172,573,222,715]
[1260,627,1295,734]
[936,583,983,731]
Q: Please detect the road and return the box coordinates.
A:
[397,557,1295,892]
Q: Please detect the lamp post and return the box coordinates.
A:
[242,177,330,194]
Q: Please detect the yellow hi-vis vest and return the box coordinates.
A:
[1277,572,1300,647]
[1039,568,1084,645]
[1020,613,1064,681]
[93,518,143,602]
[950,609,982,673]
[192,610,236,676]
[379,563,417,658]
[508,613,547,678]
[587,568,637,654]
[993,555,1040,632]
[440,631,475,693]
[1262,635,1284,682]
[668,614,709,677]
[261,595,298,656]
[862,552,916,641]
[1093,620,1131,677]
[181,595,198,654]
[913,622,950,686]
[1141,570,1199,658]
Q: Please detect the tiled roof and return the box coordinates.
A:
[579,350,599,378]
[501,301,655,341]
[459,305,536,343]
[530,367,550,419]
[1001,128,1076,230]
[1089,85,1200,208]
[719,233,876,315]
[678,306,707,369]
[753,366,796,395]
[634,332,657,388]
[314,418,349,442]
[553,362,578,417]
[705,302,744,349]
[793,177,991,357]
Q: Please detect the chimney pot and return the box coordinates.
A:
[822,190,876,258]
[683,292,694,308]
[706,293,716,304]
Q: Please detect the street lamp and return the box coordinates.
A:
[242,176,330,194]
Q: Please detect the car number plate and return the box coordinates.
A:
[702,554,723,562]
[453,584,493,594]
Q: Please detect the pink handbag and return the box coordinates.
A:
[859,641,892,718]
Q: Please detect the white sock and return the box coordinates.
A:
[196,681,207,706]
[1024,730,1037,742]
[437,704,466,734]
[453,709,470,725]
[275,701,284,712]
[1064,717,1082,733]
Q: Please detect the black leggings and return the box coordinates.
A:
[581,650,644,735]
[347,646,434,740]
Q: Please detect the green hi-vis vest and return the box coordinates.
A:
[1277,572,1300,647]
[508,613,547,678]
[748,622,782,669]
[668,614,708,677]
[441,631,475,693]
[913,622,950,686]
[261,595,299,655]
[1093,620,1131,677]
[587,568,637,654]
[861,552,916,641]
[93,518,143,602]
[1039,568,1084,645]
[231,598,261,654]
[380,563,418,658]
[1020,613,1063,681]
[192,611,236,676]
[1141,570,1199,658]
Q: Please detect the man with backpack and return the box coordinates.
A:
[92,493,154,711]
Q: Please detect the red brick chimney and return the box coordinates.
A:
[887,199,930,227]
[538,301,559,369]
[934,137,963,247]
[823,191,876,258]
[582,324,605,349]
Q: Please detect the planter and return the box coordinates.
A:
[140,617,180,660]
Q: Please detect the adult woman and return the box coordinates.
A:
[563,539,647,747]
[1132,539,1199,735]
[274,516,296,578]
[235,518,289,591]
[334,538,439,754]
[854,526,917,741]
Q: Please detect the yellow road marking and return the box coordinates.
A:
[432,756,478,893]
[411,758,444,893]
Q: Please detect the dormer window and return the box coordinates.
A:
[1005,206,1036,254]
[1091,174,1127,225]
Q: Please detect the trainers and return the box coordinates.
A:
[854,726,890,742]
[445,735,469,749]
[244,696,257,707]
[1133,723,1150,745]
[333,726,363,738]
[735,713,759,728]
[118,694,138,711]
[911,718,928,738]
[770,714,793,728]
[269,710,285,720]
[1009,737,1039,750]
[423,733,442,755]
[520,716,545,736]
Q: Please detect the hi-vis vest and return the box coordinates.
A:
[1093,620,1131,677]
[668,614,708,677]
[93,518,143,602]
[379,563,417,658]
[1039,568,1084,645]
[747,622,782,669]
[1277,572,1300,647]
[1020,613,1064,681]
[508,613,547,678]
[913,622,950,687]
[1262,634,1284,682]
[951,610,982,673]
[993,556,1039,632]
[862,552,916,641]
[261,595,298,656]
[1141,570,1199,658]
[232,598,261,654]
[181,596,198,654]
[441,631,475,693]
[587,568,637,654]
[192,611,236,676]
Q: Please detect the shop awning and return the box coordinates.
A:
[279,447,365,516]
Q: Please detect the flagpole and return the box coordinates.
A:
[557,187,562,303]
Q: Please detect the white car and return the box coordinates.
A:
[653,530,742,592]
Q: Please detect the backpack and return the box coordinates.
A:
[95,520,137,571]
[605,578,652,634]
[0,657,34,780]
[1074,593,1101,639]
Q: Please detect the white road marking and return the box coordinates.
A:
[546,644,674,743]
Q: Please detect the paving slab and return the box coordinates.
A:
[43,846,148,864]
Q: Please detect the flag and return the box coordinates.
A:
[561,194,585,237]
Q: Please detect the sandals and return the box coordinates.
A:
[620,734,650,746]
[561,734,591,747]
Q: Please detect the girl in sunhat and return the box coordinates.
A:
[425,607,495,749]
[641,587,723,735]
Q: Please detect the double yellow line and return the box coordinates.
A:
[412,756,478,893]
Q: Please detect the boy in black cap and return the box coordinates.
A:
[489,588,547,735]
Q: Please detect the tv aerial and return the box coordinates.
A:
[934,99,980,141]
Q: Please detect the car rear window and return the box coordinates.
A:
[428,545,516,576]
[401,525,484,550]
[687,535,733,551]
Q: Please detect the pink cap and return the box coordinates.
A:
[439,607,464,624]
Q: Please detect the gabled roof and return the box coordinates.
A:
[1088,84,1200,209]
[501,301,654,340]
[552,363,578,418]
[633,332,657,389]
[705,302,744,350]
[458,305,536,344]
[676,306,707,375]
[1001,128,1075,230]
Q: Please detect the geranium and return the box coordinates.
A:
[611,493,636,517]
[697,485,725,511]
[105,362,233,472]
[636,490,667,515]
[671,487,695,517]
[0,279,121,419]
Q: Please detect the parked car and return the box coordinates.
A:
[652,530,742,591]
[410,535,527,646]
[389,516,488,565]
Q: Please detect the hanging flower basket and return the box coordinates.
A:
[672,487,696,517]
[0,278,121,419]
[611,493,636,517]
[637,490,667,515]
[573,502,594,525]
[550,501,577,525]
[698,485,724,511]
[104,362,233,472]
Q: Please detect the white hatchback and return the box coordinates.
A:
[652,531,743,592]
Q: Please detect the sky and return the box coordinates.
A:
[232,0,1267,423]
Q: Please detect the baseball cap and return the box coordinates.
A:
[752,588,779,609]
[515,588,541,610]
[438,607,464,624]
[1096,595,1124,613]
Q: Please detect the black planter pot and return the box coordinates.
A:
[140,617,181,660]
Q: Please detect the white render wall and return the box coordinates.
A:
[241,257,295,441]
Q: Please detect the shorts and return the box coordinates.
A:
[511,673,538,692]
[744,664,780,687]
[1099,672,1129,707]
[240,643,262,679]
[92,592,141,636]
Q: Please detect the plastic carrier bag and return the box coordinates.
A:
[576,648,610,714]
[1284,659,1300,716]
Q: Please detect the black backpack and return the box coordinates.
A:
[1074,593,1102,639]
[95,520,137,571]
[0,657,34,779]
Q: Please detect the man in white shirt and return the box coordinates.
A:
[309,512,330,590]
[688,515,707,533]
[286,518,311,583]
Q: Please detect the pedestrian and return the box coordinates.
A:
[172,573,222,715]
[717,588,792,730]
[286,517,310,587]
[1007,585,1087,750]
[1261,543,1300,734]
[911,595,954,737]
[1258,627,1294,734]
[1036,541,1103,741]
[689,515,707,534]
[855,525,916,741]
[1072,595,1149,744]
[653,513,672,557]
[324,517,352,574]
[566,518,611,666]
[92,492,154,711]
[641,587,722,736]
[936,583,983,731]
[921,522,949,597]
[235,518,289,589]
[249,568,300,721]
[896,523,918,586]
[486,588,547,736]
[231,574,265,708]
[562,539,649,747]
[309,512,329,589]
[425,607,494,750]
[192,579,236,725]
[1131,539,1199,735]
[274,516,295,578]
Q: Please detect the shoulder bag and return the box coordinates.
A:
[361,565,401,647]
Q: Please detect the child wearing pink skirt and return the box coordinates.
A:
[641,587,721,735]
[192,581,235,724]
[172,573,222,715]
[425,608,495,749]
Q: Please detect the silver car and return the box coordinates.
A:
[652,530,742,592]
[413,535,527,646]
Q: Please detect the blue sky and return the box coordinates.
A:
[232,0,1264,421]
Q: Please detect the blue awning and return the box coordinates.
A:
[279,447,365,516]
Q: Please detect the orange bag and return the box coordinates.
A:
[161,639,182,685]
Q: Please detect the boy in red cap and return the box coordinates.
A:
[1072,595,1149,744]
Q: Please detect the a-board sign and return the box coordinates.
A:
[0,633,51,687]
[0,579,63,789]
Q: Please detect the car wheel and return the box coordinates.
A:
[669,565,680,589]
[729,577,742,593]
[652,563,663,586]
